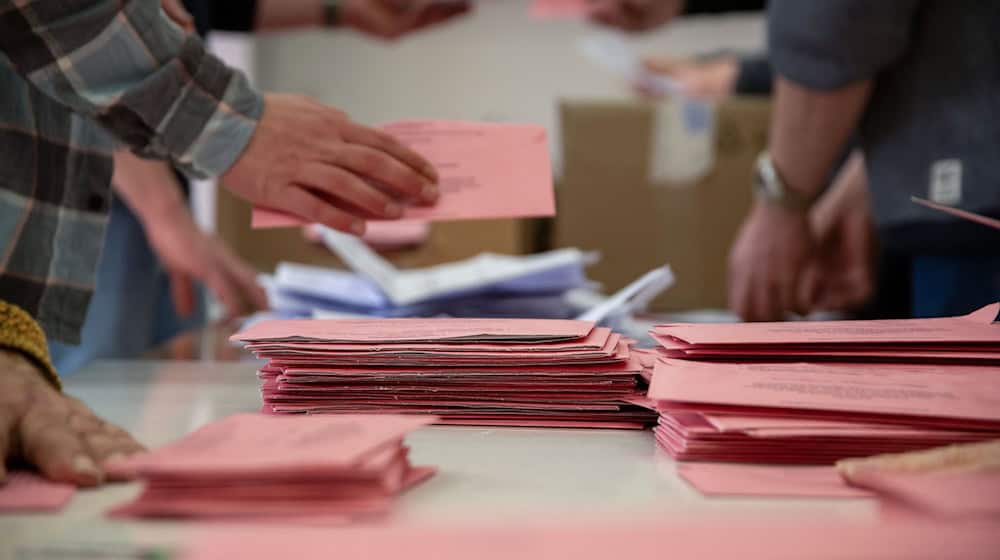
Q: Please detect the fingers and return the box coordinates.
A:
[277,187,367,235]
[342,124,439,185]
[169,270,196,318]
[19,408,103,487]
[642,57,684,76]
[796,261,821,316]
[0,406,15,483]
[296,160,403,218]
[214,244,269,312]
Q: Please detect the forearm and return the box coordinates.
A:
[255,0,325,31]
[769,76,871,199]
[111,152,192,230]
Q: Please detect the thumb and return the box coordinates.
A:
[169,269,196,318]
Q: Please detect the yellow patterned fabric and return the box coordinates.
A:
[0,301,60,390]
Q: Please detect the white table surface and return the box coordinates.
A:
[0,359,876,558]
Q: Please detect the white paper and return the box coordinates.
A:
[577,265,674,324]
[318,226,594,306]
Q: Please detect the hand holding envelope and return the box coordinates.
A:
[223,96,441,237]
[252,120,555,229]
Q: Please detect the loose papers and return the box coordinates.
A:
[252,120,554,228]
[0,472,75,512]
[233,318,657,429]
[106,414,434,519]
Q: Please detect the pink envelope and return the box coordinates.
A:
[653,303,999,346]
[252,120,554,228]
[0,471,76,512]
[911,197,1000,230]
[110,466,435,520]
[649,359,1000,425]
[233,318,595,344]
[677,463,873,498]
[249,328,614,354]
[106,414,434,478]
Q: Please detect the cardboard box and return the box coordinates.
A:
[555,97,771,311]
[215,187,545,272]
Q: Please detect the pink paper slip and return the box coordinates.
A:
[0,471,76,512]
[677,463,873,498]
[252,120,554,228]
[649,360,1000,425]
[653,303,999,346]
[911,197,1000,230]
[107,413,434,477]
[847,470,1000,519]
[233,318,594,344]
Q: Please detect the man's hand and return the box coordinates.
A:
[146,215,268,322]
[807,153,874,312]
[588,0,684,32]
[342,0,471,39]
[112,152,268,321]
[640,56,738,101]
[0,351,144,486]
[222,94,439,236]
[728,201,818,321]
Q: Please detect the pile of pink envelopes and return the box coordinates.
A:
[107,414,435,519]
[233,318,656,429]
[647,304,1000,464]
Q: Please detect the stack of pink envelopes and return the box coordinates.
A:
[233,318,656,429]
[107,414,435,519]
[647,304,1000,464]
[653,303,1000,364]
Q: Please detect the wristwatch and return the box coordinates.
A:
[322,0,340,27]
[754,151,818,211]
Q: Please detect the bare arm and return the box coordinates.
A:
[769,77,872,199]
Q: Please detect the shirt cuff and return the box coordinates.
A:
[0,301,60,390]
[172,66,264,178]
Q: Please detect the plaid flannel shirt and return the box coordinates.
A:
[0,0,263,343]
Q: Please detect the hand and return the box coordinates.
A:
[806,154,874,312]
[640,56,738,101]
[728,200,818,321]
[837,440,1000,481]
[146,213,269,322]
[222,94,439,236]
[112,152,268,321]
[0,351,144,486]
[588,0,685,32]
[341,0,471,40]
[161,0,195,33]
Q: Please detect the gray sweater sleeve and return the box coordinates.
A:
[768,0,921,89]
